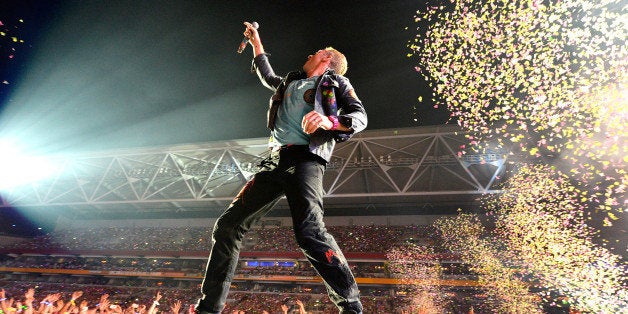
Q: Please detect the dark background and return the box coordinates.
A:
[0,0,449,155]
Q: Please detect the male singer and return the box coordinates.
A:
[194,22,367,314]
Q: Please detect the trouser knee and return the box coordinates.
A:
[212,216,243,244]
[294,226,324,250]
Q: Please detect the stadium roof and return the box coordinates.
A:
[1,125,513,219]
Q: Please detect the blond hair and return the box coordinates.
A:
[325,47,348,75]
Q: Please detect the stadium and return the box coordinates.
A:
[1,1,625,313]
[1,125,509,313]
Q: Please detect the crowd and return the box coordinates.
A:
[0,225,487,312]
[0,225,438,254]
[0,282,411,313]
[0,228,213,252]
[0,256,400,279]
[247,225,432,253]
[0,282,489,313]
[0,284,189,314]
[0,256,206,274]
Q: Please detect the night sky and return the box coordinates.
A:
[0,0,449,155]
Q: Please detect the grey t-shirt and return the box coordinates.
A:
[271,76,318,146]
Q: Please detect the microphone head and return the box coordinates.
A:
[251,21,259,29]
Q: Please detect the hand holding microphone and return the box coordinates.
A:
[238,21,259,53]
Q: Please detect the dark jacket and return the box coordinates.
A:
[252,53,368,162]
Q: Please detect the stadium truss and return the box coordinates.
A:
[0,125,512,217]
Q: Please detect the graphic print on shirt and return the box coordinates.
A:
[271,76,318,146]
[303,88,315,104]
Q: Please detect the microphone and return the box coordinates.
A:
[237,21,259,54]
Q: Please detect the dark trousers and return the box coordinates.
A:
[197,146,362,313]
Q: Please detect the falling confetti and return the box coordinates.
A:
[387,243,450,312]
[434,212,543,313]
[410,0,626,150]
[486,164,627,313]
[0,17,27,85]
[409,0,626,219]
[408,2,626,310]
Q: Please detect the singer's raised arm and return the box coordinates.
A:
[243,21,264,57]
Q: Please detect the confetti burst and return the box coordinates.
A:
[560,81,627,222]
[486,164,627,313]
[409,0,626,225]
[433,213,543,313]
[432,165,626,313]
[410,0,626,154]
[404,0,626,311]
[387,244,450,312]
[409,12,628,306]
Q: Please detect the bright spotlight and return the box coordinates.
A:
[0,139,61,190]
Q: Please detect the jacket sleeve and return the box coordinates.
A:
[334,76,368,141]
[252,53,283,91]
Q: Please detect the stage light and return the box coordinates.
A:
[0,139,61,190]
